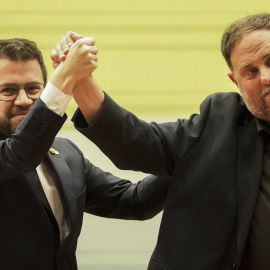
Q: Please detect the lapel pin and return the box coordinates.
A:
[49,148,59,155]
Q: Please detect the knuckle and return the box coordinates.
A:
[50,50,57,59]
[90,46,98,54]
[60,36,66,43]
[91,37,96,44]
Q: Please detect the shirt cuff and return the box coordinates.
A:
[40,81,73,117]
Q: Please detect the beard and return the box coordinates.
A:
[241,86,270,123]
[0,107,30,137]
[0,119,14,138]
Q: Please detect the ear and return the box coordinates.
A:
[228,73,238,87]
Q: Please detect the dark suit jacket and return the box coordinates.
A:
[75,92,263,270]
[0,99,169,270]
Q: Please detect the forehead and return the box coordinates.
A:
[230,30,270,71]
[0,59,44,84]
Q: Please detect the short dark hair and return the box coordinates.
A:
[221,13,270,70]
[0,38,47,84]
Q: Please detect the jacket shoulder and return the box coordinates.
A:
[51,137,84,159]
[200,92,249,122]
[202,92,244,109]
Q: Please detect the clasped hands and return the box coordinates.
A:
[49,31,98,95]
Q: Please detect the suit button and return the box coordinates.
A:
[41,121,49,131]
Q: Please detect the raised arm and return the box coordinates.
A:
[52,32,175,177]
[51,32,105,124]
[0,36,98,182]
[52,32,203,178]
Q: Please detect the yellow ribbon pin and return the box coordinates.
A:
[49,148,59,155]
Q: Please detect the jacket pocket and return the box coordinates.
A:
[76,187,86,210]
[148,257,169,270]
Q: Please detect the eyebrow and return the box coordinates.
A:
[238,63,254,71]
[0,81,44,86]
[262,51,270,60]
[238,54,270,71]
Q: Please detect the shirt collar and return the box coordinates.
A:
[256,118,270,137]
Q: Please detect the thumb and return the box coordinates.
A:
[67,31,84,45]
[76,37,96,46]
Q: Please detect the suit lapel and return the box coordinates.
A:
[26,170,53,214]
[236,122,263,265]
[45,152,77,235]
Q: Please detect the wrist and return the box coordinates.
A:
[49,63,76,95]
[73,75,105,124]
[75,74,94,89]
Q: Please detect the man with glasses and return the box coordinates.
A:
[0,82,45,101]
[0,38,168,270]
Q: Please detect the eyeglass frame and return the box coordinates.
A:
[0,82,45,102]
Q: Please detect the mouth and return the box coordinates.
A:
[11,112,29,120]
[262,88,270,98]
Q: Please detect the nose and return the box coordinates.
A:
[14,89,33,106]
[261,68,270,85]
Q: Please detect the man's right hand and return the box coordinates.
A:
[50,32,105,124]
[50,33,98,95]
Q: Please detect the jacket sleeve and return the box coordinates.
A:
[0,99,66,183]
[73,92,207,178]
[82,159,170,220]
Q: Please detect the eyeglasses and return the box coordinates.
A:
[0,82,45,101]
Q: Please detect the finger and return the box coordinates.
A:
[50,49,59,62]
[50,50,61,69]
[55,43,66,61]
[67,31,84,45]
[91,61,98,71]
[90,54,98,62]
[89,46,98,55]
[60,36,70,55]
[76,37,96,47]
[87,61,98,75]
